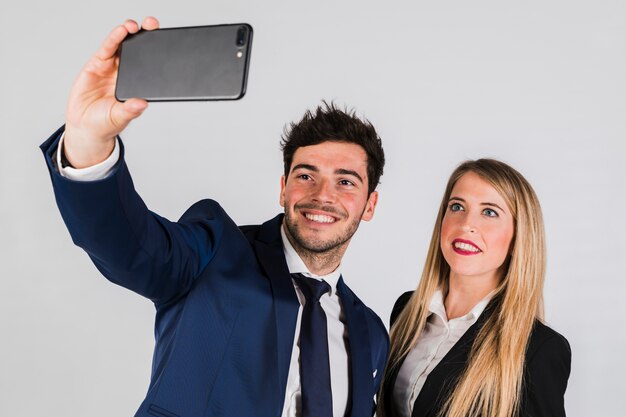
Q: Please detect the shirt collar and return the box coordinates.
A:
[280,225,341,290]
[428,288,494,322]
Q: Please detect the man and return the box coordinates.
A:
[41,17,388,417]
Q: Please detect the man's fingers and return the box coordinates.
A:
[125,98,149,113]
[110,99,148,130]
[95,20,139,61]
[123,19,141,34]
[141,16,160,31]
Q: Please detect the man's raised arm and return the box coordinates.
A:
[63,17,158,168]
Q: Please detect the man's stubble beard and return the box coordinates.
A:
[282,207,363,256]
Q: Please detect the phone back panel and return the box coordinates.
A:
[115,24,253,101]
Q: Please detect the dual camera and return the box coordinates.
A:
[236,25,248,47]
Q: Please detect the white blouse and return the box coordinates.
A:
[393,290,492,417]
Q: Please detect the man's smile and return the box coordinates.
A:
[304,212,337,224]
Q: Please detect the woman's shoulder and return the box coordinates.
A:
[390,291,414,327]
[521,320,572,415]
[527,320,572,366]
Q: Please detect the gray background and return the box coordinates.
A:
[1,1,624,416]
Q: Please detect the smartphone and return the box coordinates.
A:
[115,23,253,101]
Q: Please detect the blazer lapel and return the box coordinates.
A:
[337,277,373,417]
[385,293,497,417]
[411,301,496,417]
[252,215,300,406]
[383,358,405,417]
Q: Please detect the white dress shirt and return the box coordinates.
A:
[55,134,351,417]
[55,134,120,181]
[280,227,350,417]
[393,290,492,417]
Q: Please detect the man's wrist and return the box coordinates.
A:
[56,133,121,181]
[60,141,74,168]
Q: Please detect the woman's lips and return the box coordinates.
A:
[452,238,482,255]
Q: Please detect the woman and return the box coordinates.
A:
[379,159,571,417]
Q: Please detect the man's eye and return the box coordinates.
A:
[298,174,311,180]
[483,208,499,217]
[449,203,463,212]
[339,179,354,186]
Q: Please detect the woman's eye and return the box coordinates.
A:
[449,203,463,212]
[483,208,498,217]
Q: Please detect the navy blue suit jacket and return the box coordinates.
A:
[41,127,389,417]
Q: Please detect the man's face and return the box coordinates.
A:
[280,141,378,254]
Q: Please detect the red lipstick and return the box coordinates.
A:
[451,238,482,256]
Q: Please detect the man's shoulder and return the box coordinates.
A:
[179,199,228,221]
[238,223,262,236]
[177,201,262,248]
[178,201,266,231]
[238,214,285,245]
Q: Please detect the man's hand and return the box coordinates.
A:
[64,17,160,168]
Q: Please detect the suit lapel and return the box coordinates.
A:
[252,217,376,416]
[337,277,372,417]
[252,215,300,406]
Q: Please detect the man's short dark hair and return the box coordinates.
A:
[280,102,385,195]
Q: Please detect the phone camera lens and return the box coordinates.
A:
[236,26,247,46]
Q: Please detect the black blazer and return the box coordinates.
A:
[383,291,571,417]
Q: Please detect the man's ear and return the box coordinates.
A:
[361,190,378,222]
[279,175,286,207]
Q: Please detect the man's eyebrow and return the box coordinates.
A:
[336,168,364,184]
[291,163,318,173]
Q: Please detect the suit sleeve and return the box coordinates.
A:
[523,331,572,417]
[41,126,224,305]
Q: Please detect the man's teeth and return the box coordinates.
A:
[454,242,480,252]
[305,213,336,223]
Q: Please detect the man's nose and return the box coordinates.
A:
[311,179,335,204]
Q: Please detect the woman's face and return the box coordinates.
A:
[440,172,515,283]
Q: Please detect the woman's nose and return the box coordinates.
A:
[462,223,476,233]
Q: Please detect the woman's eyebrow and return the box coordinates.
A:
[481,202,505,212]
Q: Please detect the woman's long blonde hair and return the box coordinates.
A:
[380,159,546,417]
